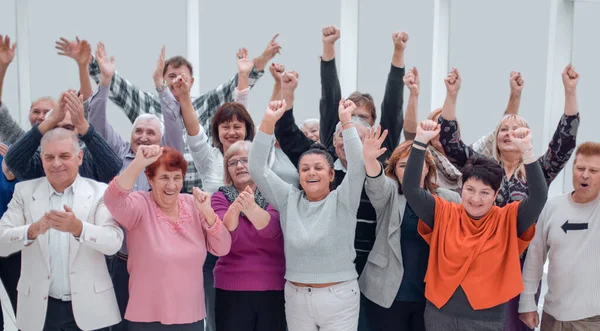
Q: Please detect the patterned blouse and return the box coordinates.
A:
[439,114,580,207]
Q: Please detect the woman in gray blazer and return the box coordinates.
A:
[359,137,460,331]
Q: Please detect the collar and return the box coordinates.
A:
[334,158,347,172]
[48,175,79,196]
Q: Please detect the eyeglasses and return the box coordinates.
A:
[227,157,249,168]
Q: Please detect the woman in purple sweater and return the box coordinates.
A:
[211,140,286,331]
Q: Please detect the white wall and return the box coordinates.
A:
[1,0,596,196]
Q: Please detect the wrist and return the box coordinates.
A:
[203,210,216,225]
[565,88,577,96]
[253,56,267,72]
[71,221,83,237]
[100,75,112,87]
[77,122,90,136]
[27,225,38,240]
[414,135,430,146]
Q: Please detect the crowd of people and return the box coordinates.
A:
[0,23,595,331]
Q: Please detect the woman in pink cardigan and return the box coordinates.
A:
[104,145,231,331]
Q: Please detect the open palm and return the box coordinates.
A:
[95,42,115,78]
[363,126,388,161]
[55,37,91,65]
[0,35,16,66]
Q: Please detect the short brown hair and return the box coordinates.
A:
[385,140,439,194]
[145,146,188,180]
[347,92,376,123]
[575,142,600,162]
[163,56,193,76]
[211,102,255,152]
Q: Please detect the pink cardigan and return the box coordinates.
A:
[104,180,231,325]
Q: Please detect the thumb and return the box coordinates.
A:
[245,185,254,195]
[64,205,73,213]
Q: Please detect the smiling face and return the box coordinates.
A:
[461,178,498,218]
[218,119,247,153]
[572,154,600,203]
[29,99,56,126]
[227,150,252,189]
[41,136,83,192]
[301,122,320,143]
[298,153,334,201]
[130,119,162,153]
[148,165,183,209]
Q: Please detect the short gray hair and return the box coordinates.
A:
[41,128,81,154]
[133,114,164,136]
[223,140,252,185]
[30,96,56,110]
[302,118,320,128]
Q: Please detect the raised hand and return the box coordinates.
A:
[519,312,540,330]
[171,73,191,99]
[392,31,409,51]
[264,99,288,123]
[415,119,440,144]
[134,145,163,167]
[55,37,91,66]
[562,64,579,92]
[363,125,389,161]
[63,90,87,133]
[338,98,356,123]
[404,67,420,95]
[269,63,285,82]
[445,67,461,96]
[509,71,524,94]
[44,92,68,127]
[510,127,533,153]
[322,26,341,45]
[192,187,216,225]
[281,71,299,94]
[153,46,166,88]
[0,35,16,68]
[254,34,281,72]
[95,42,115,85]
[237,48,254,77]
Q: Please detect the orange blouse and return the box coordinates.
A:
[418,196,535,310]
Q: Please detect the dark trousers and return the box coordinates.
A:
[43,298,81,331]
[365,297,426,331]
[204,253,217,331]
[129,320,204,331]
[106,255,130,331]
[503,254,542,331]
[215,288,286,331]
[0,252,20,326]
[424,304,503,331]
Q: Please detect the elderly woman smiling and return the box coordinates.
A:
[103,145,231,331]
[211,140,286,331]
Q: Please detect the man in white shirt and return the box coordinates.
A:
[519,142,600,331]
[0,126,123,331]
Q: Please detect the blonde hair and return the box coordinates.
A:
[491,114,530,180]
[222,140,252,185]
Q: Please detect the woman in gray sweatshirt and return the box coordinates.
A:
[248,98,365,330]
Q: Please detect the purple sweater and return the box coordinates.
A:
[211,191,285,291]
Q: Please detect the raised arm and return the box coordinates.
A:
[274,71,313,167]
[509,128,548,235]
[379,32,407,156]
[193,187,232,257]
[362,125,394,216]
[0,35,16,106]
[250,100,295,212]
[320,26,343,152]
[402,67,419,141]
[269,63,285,101]
[55,37,93,101]
[87,42,129,154]
[0,103,25,145]
[402,121,440,227]
[505,71,524,115]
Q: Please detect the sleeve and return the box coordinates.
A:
[538,114,579,185]
[319,58,342,152]
[234,87,249,109]
[274,107,314,168]
[248,131,294,213]
[103,179,146,231]
[87,85,130,153]
[4,125,45,181]
[159,88,185,154]
[379,65,405,162]
[77,200,124,256]
[518,205,550,313]
[364,164,397,212]
[438,115,482,169]
[402,147,437,227]
[210,191,239,242]
[88,56,162,123]
[202,214,232,257]
[192,69,263,140]
[516,162,549,236]
[470,131,495,157]
[334,128,366,211]
[186,127,221,192]
[79,124,124,183]
[256,204,282,240]
[0,184,28,256]
[0,103,26,145]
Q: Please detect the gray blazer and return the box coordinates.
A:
[359,170,461,308]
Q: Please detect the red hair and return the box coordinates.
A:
[144,146,188,179]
